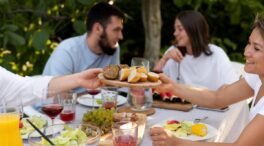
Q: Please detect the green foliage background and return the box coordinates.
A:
[0,0,263,75]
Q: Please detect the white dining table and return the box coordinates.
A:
[23,98,249,145]
[75,99,249,145]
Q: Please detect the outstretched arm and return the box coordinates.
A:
[48,68,103,95]
[156,73,253,108]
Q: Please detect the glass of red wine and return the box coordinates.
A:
[87,88,101,110]
[41,92,63,125]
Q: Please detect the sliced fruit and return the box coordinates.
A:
[191,123,208,137]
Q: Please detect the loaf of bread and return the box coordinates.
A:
[136,66,148,74]
[103,65,120,80]
[119,68,130,81]
[139,73,148,82]
[147,72,159,82]
[128,69,141,83]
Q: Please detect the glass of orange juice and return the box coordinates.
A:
[0,99,23,146]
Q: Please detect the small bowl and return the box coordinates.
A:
[28,123,101,146]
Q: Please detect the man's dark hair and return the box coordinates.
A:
[86,2,125,33]
[176,10,212,57]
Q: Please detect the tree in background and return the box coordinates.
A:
[142,0,162,69]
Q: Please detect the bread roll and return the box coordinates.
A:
[140,73,148,82]
[103,65,120,80]
[119,64,129,69]
[147,72,159,82]
[119,68,130,81]
[128,69,141,83]
[129,66,137,71]
[137,66,148,74]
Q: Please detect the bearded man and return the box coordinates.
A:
[43,2,124,84]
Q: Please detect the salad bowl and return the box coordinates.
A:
[28,123,101,146]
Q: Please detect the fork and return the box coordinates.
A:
[194,116,208,123]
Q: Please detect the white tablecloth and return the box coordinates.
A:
[23,99,249,145]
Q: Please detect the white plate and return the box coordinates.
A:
[153,120,217,141]
[77,93,127,107]
[21,118,64,139]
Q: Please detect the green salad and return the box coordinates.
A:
[41,125,88,146]
[20,115,47,136]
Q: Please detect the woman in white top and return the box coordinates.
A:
[154,11,238,90]
[0,67,102,105]
[150,14,264,146]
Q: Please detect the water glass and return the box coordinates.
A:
[101,87,118,110]
[127,87,153,111]
[112,122,138,146]
[131,57,150,72]
[59,92,77,123]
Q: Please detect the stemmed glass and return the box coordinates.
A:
[41,92,63,125]
[87,88,101,110]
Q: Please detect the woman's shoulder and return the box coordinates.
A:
[208,44,229,57]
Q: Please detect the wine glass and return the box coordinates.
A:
[41,92,63,125]
[87,88,101,110]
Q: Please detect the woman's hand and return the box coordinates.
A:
[155,73,177,94]
[78,68,103,89]
[150,127,179,146]
[163,47,184,63]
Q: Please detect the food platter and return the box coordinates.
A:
[98,73,161,88]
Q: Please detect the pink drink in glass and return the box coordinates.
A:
[114,135,137,146]
[60,110,75,122]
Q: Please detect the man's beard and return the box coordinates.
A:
[98,31,117,55]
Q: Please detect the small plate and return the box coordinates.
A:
[153,120,217,141]
[77,93,127,107]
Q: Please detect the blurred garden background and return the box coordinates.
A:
[0,0,264,75]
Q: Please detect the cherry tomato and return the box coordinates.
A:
[19,121,23,128]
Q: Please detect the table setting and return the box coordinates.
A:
[0,58,249,146]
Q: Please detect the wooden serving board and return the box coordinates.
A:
[152,100,193,111]
[98,73,161,88]
[99,113,147,146]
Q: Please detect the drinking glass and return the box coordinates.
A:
[59,92,77,123]
[131,57,150,72]
[112,122,138,146]
[0,99,23,146]
[101,86,118,110]
[87,88,101,110]
[127,87,153,111]
[41,91,63,125]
